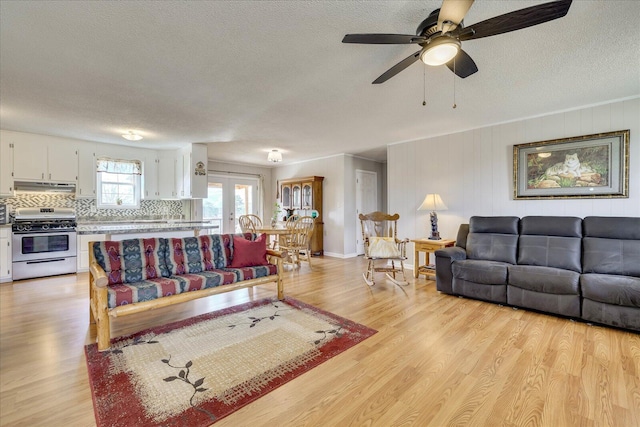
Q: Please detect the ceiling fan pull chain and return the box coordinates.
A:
[422,66,427,106]
[452,58,457,109]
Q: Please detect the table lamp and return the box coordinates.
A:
[418,193,448,240]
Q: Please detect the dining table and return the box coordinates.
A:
[254,224,293,248]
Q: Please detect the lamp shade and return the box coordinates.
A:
[267,150,282,163]
[418,193,448,211]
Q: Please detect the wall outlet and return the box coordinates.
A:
[90,205,97,213]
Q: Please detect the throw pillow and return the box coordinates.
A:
[368,236,400,258]
[230,233,268,268]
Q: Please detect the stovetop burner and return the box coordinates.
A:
[12,219,77,233]
[13,207,77,233]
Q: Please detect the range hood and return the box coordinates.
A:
[14,181,76,194]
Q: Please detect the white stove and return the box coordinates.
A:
[11,207,77,280]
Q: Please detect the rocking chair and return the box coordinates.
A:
[359,212,409,286]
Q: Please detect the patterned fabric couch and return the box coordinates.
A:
[435,216,640,332]
[89,233,284,350]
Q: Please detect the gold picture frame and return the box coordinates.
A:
[513,130,630,199]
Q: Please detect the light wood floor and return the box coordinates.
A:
[1,256,639,426]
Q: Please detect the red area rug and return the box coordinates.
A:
[85,297,376,427]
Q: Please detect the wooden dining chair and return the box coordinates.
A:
[359,211,409,286]
[280,216,315,270]
[246,214,262,229]
[238,215,257,233]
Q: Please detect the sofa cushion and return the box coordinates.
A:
[166,237,208,275]
[93,238,169,286]
[107,276,184,308]
[508,265,580,295]
[452,259,510,285]
[106,270,238,308]
[230,234,268,268]
[583,237,640,277]
[583,216,640,240]
[466,233,518,264]
[520,216,582,238]
[517,235,582,272]
[223,264,279,281]
[466,216,519,264]
[368,236,401,258]
[469,216,519,234]
[581,273,640,308]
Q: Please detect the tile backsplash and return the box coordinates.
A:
[2,194,183,220]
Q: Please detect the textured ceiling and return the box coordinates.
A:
[1,1,639,166]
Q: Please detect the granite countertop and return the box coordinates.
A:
[76,220,219,235]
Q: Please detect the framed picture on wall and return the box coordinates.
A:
[513,129,630,199]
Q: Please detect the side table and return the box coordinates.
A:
[411,238,456,278]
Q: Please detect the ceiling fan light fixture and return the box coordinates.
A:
[267,149,282,163]
[122,131,143,141]
[420,37,460,66]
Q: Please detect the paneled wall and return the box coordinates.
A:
[388,97,640,267]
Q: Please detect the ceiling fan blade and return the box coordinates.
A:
[342,34,424,44]
[372,51,421,84]
[446,49,478,78]
[459,0,572,41]
[438,0,474,32]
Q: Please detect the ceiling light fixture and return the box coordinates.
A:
[267,150,282,163]
[420,36,460,66]
[122,131,143,141]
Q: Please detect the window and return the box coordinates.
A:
[96,158,142,209]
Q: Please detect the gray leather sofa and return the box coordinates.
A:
[435,216,640,332]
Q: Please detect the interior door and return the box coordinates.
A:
[356,170,378,255]
[203,176,259,234]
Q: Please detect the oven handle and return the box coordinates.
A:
[24,258,68,264]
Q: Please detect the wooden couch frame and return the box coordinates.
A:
[89,242,285,351]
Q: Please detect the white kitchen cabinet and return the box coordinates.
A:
[179,144,207,199]
[77,143,96,198]
[12,134,78,183]
[77,233,106,272]
[0,134,14,196]
[158,155,177,199]
[142,154,159,200]
[0,228,11,282]
[48,142,79,182]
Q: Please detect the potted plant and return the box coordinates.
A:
[271,202,281,227]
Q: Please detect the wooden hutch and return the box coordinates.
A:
[279,176,324,255]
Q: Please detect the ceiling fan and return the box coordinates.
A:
[342,0,573,84]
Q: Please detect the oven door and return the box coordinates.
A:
[12,230,77,262]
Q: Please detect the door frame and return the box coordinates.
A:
[206,174,261,234]
[355,169,378,255]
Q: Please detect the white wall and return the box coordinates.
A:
[271,154,386,258]
[388,97,640,267]
[272,155,345,256]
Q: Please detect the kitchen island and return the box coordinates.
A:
[76,220,219,236]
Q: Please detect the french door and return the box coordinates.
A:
[203,176,259,234]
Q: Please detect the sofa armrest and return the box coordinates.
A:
[435,247,466,294]
[266,249,286,259]
[88,241,109,288]
[90,261,109,288]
